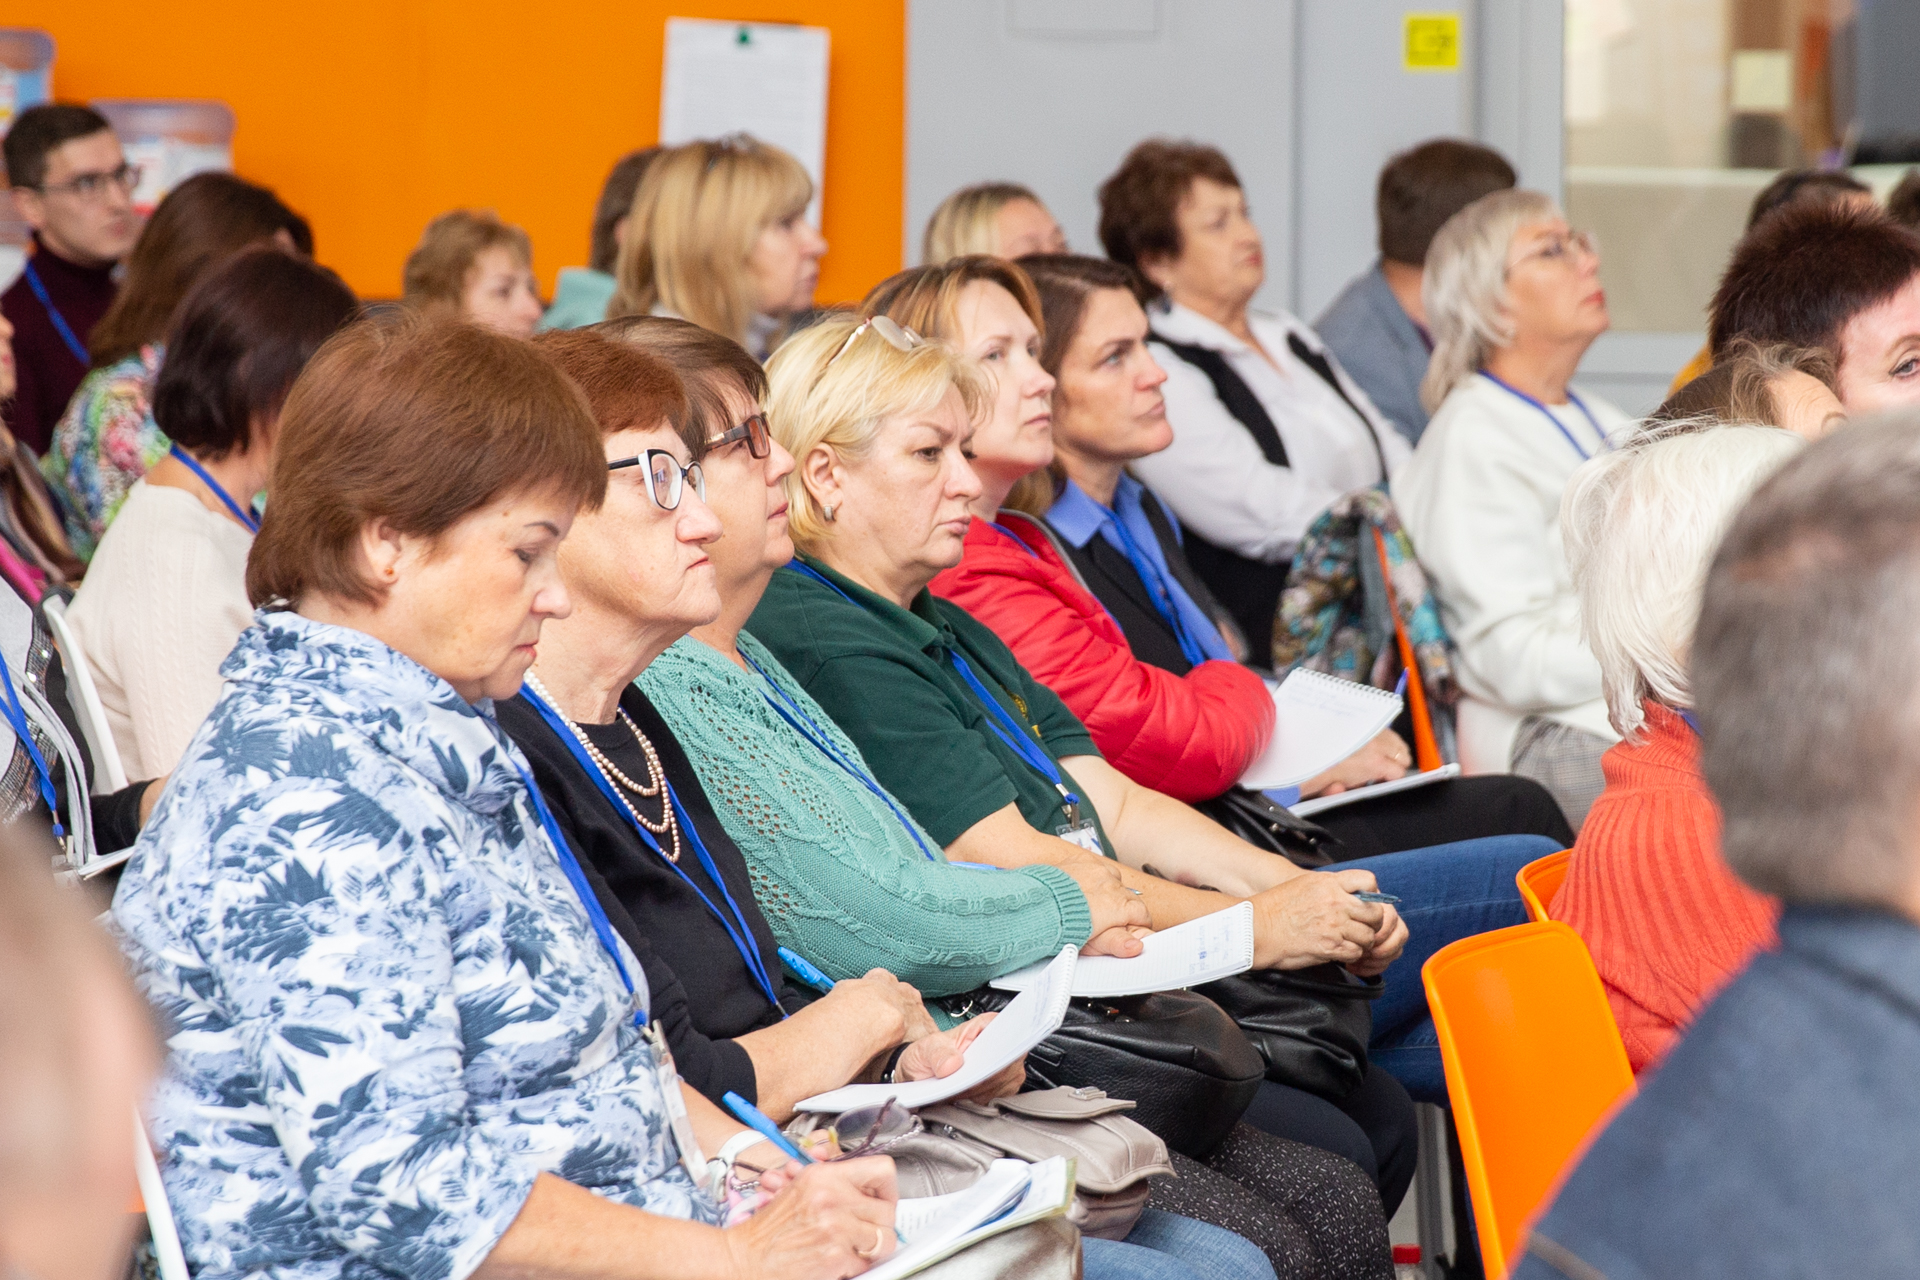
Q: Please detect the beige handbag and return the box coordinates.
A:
[914,1218,1082,1280]
[796,1087,1173,1241]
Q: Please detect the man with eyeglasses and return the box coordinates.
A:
[2,104,140,456]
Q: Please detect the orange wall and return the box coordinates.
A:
[11,1,905,303]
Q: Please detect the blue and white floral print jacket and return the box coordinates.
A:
[112,611,715,1280]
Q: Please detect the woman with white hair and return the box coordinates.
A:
[1552,422,1801,1072]
[608,135,827,360]
[921,182,1068,264]
[1390,189,1630,829]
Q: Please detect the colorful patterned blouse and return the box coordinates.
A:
[112,611,714,1280]
[40,344,170,560]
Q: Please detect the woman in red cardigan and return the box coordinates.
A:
[864,254,1571,858]
[1554,421,1803,1071]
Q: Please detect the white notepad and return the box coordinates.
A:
[1239,669,1403,790]
[1290,763,1462,816]
[795,948,1078,1114]
[988,902,1256,997]
[862,1157,1075,1280]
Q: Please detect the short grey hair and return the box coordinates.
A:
[1420,188,1560,413]
[1563,421,1804,739]
[1695,409,1920,905]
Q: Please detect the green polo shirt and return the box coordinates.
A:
[748,555,1115,856]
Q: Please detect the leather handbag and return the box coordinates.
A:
[1197,962,1382,1101]
[796,1086,1172,1242]
[944,987,1266,1160]
[1194,785,1342,868]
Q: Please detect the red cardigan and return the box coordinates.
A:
[1551,702,1781,1073]
[930,514,1273,802]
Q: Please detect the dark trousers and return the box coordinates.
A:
[1315,775,1573,862]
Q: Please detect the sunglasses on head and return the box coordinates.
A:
[608,448,705,510]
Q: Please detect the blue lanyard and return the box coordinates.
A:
[21,260,90,367]
[511,757,644,1027]
[168,444,260,533]
[1481,371,1608,462]
[518,684,785,1014]
[0,659,62,839]
[1678,709,1701,737]
[738,646,944,862]
[1096,511,1211,668]
[784,558,1083,823]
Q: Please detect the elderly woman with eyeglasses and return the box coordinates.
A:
[1391,190,1631,831]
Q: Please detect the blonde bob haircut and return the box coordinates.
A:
[1420,188,1560,414]
[610,135,813,347]
[1560,420,1803,740]
[765,311,988,555]
[922,183,1045,265]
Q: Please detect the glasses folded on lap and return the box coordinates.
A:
[609,448,705,510]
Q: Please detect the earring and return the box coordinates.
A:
[822,503,837,522]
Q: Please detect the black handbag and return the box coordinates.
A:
[944,987,1265,1161]
[1197,963,1382,1102]
[1195,785,1343,868]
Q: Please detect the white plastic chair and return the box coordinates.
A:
[133,1110,189,1280]
[40,597,129,792]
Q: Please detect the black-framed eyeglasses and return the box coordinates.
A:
[609,448,706,510]
[33,163,142,201]
[826,1097,921,1160]
[708,412,771,459]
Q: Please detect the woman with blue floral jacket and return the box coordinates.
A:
[109,317,901,1280]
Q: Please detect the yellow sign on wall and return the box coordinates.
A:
[1405,12,1461,71]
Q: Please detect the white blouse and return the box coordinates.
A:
[66,481,254,780]
[1135,300,1412,565]
[1392,373,1630,771]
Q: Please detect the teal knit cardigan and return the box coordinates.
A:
[640,632,1092,1020]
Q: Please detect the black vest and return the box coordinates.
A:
[1149,328,1386,665]
[1056,488,1234,678]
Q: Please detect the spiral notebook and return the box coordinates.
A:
[1239,669,1404,791]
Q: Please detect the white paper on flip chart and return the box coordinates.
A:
[795,948,1077,1114]
[1239,669,1403,791]
[660,19,829,223]
[1290,763,1462,816]
[863,1157,1074,1280]
[988,902,1256,997]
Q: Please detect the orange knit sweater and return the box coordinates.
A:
[1551,702,1780,1073]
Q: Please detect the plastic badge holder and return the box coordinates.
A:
[91,99,234,216]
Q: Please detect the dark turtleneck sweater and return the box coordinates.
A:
[2,238,118,455]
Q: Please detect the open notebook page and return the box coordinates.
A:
[1240,669,1403,790]
[795,948,1077,1114]
[988,903,1255,997]
[864,1158,1074,1280]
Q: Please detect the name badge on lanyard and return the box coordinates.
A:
[1055,819,1103,854]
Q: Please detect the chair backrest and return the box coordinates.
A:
[40,598,130,793]
[1516,849,1573,923]
[133,1110,190,1280]
[1423,922,1636,1278]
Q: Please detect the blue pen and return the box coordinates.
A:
[1354,891,1401,904]
[1393,669,1410,699]
[779,946,837,993]
[723,1091,814,1164]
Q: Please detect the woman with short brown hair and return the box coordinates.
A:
[401,208,544,338]
[117,314,910,1280]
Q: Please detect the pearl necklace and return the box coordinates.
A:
[526,671,681,864]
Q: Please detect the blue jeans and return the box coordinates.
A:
[1083,1208,1277,1280]
[1329,834,1560,1103]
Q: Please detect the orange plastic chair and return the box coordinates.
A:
[1423,922,1636,1278]
[1516,849,1573,923]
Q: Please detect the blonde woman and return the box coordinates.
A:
[1391,189,1630,830]
[921,182,1067,264]
[401,209,543,337]
[610,136,827,360]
